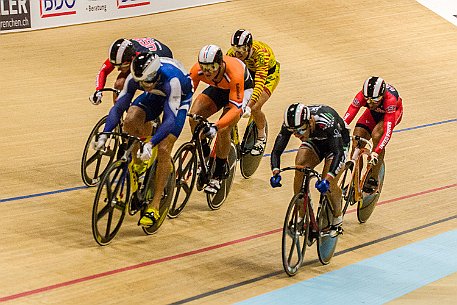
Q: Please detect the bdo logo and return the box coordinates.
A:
[40,0,76,18]
[117,0,150,9]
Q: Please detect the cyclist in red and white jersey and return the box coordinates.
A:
[343,76,403,193]
[89,37,173,104]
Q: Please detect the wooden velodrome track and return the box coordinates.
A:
[1,0,456,304]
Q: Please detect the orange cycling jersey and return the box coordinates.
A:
[227,40,277,104]
[189,55,252,129]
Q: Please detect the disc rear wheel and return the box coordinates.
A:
[240,120,268,179]
[317,196,339,265]
[357,161,385,223]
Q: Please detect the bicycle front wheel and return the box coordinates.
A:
[168,142,197,218]
[206,142,237,210]
[91,160,130,246]
[240,120,268,179]
[317,196,339,265]
[358,161,386,223]
[81,116,121,187]
[282,193,309,276]
[142,160,176,235]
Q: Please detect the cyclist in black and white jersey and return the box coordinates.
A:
[270,103,350,232]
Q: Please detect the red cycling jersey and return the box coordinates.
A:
[94,37,173,90]
[343,83,403,154]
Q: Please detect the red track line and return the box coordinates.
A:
[1,183,456,303]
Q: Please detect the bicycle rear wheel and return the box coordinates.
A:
[282,193,310,276]
[168,142,197,218]
[206,142,237,210]
[240,120,268,179]
[92,160,130,246]
[317,196,339,265]
[81,115,121,187]
[358,161,386,223]
[142,161,176,235]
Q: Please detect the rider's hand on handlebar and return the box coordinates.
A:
[203,124,218,139]
[270,171,282,188]
[138,142,153,161]
[242,105,252,118]
[92,134,107,150]
[89,90,103,105]
[315,179,330,194]
[369,151,379,166]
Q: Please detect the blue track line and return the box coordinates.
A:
[0,186,87,203]
[1,118,456,204]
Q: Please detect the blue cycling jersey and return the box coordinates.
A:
[103,58,192,145]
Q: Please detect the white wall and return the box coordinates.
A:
[0,0,228,33]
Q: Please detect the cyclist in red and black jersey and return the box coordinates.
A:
[343,76,403,193]
[89,38,173,104]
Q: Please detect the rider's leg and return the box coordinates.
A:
[214,111,240,176]
[188,93,218,157]
[249,90,270,155]
[370,121,385,179]
[293,145,320,195]
[123,105,153,166]
[321,158,345,219]
[150,134,177,211]
[250,90,270,138]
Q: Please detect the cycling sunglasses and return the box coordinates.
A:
[114,61,131,68]
[199,62,220,73]
[366,96,382,104]
[232,45,249,53]
[287,125,308,136]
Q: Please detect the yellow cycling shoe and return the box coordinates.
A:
[138,207,160,227]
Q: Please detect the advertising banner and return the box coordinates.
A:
[0,0,31,32]
[0,0,228,33]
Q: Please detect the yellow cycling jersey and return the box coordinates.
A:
[227,40,279,104]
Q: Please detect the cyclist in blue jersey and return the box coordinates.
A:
[94,52,192,227]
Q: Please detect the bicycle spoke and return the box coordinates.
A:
[86,150,102,167]
[105,207,114,239]
[181,182,191,194]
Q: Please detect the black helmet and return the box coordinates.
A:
[231,29,253,47]
[363,76,386,100]
[131,52,161,83]
[284,103,311,130]
[109,38,136,65]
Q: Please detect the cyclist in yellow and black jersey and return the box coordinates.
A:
[227,29,280,156]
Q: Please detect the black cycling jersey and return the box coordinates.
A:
[270,105,350,178]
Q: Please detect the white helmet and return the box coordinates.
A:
[198,45,223,65]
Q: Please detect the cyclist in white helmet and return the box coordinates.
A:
[188,44,254,194]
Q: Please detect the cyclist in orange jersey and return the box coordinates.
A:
[227,29,280,156]
[189,44,254,193]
